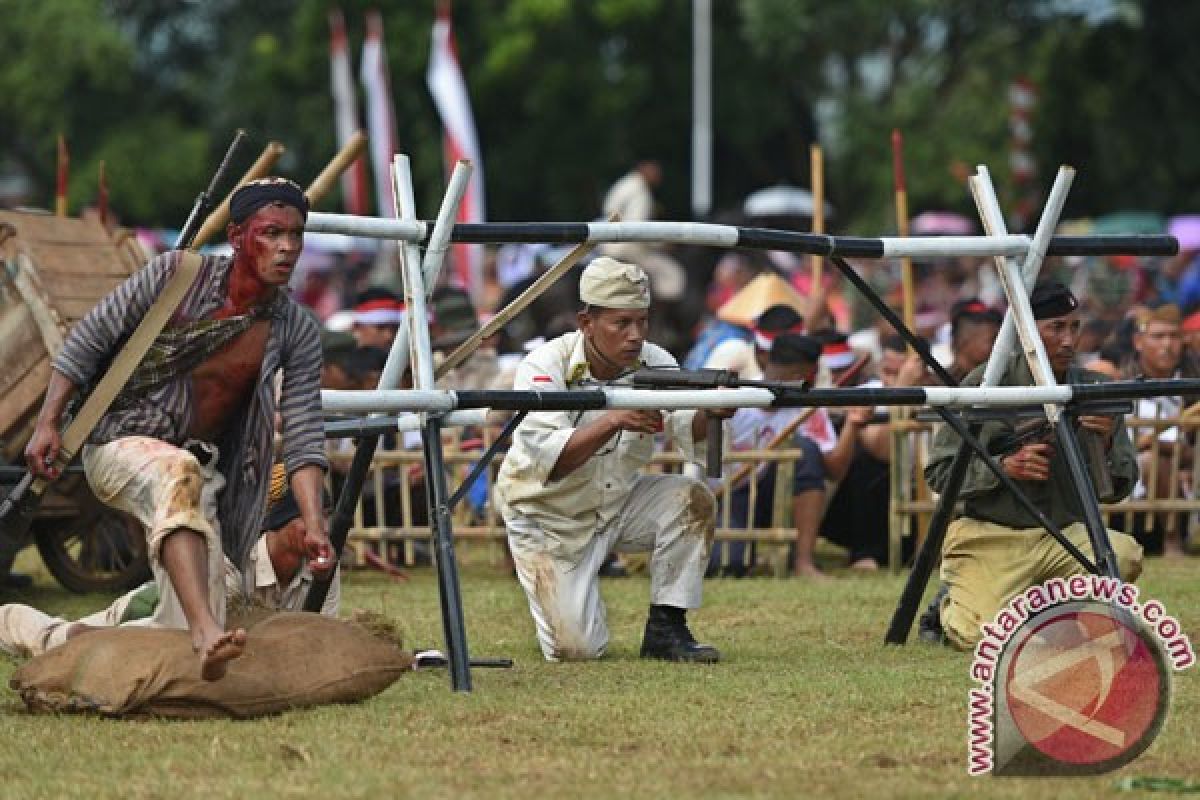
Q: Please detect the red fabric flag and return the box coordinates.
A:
[427,1,486,298]
[330,8,369,215]
[361,9,399,217]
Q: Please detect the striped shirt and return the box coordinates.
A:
[53,250,327,570]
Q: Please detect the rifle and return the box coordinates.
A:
[986,402,1130,502]
[0,131,247,564]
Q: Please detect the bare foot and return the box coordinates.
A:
[849,558,879,572]
[197,628,247,681]
[793,562,832,581]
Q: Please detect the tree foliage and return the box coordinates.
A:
[0,0,1195,234]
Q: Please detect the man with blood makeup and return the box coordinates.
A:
[496,257,730,663]
[25,177,331,680]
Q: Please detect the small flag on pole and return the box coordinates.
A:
[330,8,369,216]
[360,9,399,217]
[56,134,69,217]
[427,0,486,298]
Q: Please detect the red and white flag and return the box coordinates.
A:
[361,9,399,217]
[427,2,486,296]
[329,9,369,215]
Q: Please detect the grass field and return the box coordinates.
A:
[0,549,1197,800]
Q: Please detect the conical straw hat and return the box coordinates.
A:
[716,273,808,328]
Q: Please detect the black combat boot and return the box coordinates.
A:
[639,605,720,663]
[917,584,949,645]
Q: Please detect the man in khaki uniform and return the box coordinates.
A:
[924,280,1143,650]
[496,257,727,663]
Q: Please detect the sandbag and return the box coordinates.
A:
[9,611,413,719]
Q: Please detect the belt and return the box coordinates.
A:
[184,440,219,469]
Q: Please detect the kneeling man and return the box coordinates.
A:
[496,257,727,663]
[924,280,1143,650]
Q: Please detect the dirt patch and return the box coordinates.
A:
[687,482,716,546]
[530,553,590,661]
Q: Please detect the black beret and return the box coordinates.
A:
[230,177,309,224]
[1029,280,1078,320]
[769,333,823,365]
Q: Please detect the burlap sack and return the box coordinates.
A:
[9,612,413,719]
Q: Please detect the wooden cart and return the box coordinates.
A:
[0,209,151,592]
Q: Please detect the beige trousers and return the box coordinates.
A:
[939,517,1144,650]
[508,474,715,662]
[81,436,227,633]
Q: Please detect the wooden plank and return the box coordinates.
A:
[21,245,133,278]
[0,357,50,444]
[10,252,66,357]
[0,211,111,245]
[56,297,108,320]
[33,270,128,301]
[0,303,47,395]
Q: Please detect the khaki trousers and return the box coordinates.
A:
[508,474,715,662]
[939,517,1144,650]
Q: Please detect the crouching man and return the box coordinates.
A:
[496,257,729,663]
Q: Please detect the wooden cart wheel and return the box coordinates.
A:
[33,507,150,594]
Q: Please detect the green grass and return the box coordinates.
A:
[0,549,1197,800]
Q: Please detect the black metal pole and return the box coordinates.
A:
[422,416,472,691]
[1054,417,1120,577]
[303,435,380,612]
[884,441,972,644]
[447,412,526,511]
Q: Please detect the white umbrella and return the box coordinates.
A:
[743,185,834,218]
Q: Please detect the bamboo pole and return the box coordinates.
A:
[306,130,368,206]
[891,129,915,335]
[55,135,69,217]
[809,143,825,292]
[189,140,286,249]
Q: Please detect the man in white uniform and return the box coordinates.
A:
[496,256,728,663]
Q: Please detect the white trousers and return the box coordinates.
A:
[508,474,715,662]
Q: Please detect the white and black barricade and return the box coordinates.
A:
[313,158,1181,688]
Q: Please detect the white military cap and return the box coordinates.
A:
[579,256,651,310]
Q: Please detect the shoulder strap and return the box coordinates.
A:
[57,250,205,464]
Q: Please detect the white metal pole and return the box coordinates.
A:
[692,0,712,218]
[971,166,1072,423]
[321,385,1089,415]
[978,167,1074,387]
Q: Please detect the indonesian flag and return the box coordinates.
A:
[427,2,486,297]
[329,9,369,215]
[361,9,399,217]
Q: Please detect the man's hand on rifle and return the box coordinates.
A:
[1002,442,1053,482]
[24,423,63,481]
[607,410,665,435]
[1078,414,1116,447]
